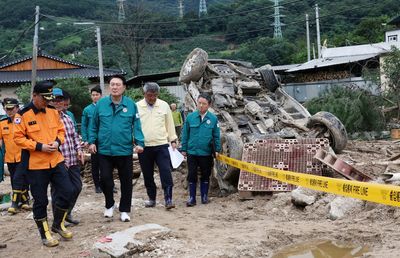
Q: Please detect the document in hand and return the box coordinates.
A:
[168,145,184,169]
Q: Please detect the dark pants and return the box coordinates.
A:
[91,152,100,188]
[187,155,213,184]
[98,154,133,212]
[51,165,82,214]
[9,151,29,191]
[28,163,73,219]
[175,126,182,139]
[138,144,173,201]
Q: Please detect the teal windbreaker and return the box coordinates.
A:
[181,110,221,156]
[88,96,144,156]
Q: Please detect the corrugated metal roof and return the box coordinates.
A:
[271,64,301,71]
[286,54,378,72]
[0,67,125,84]
[322,41,400,58]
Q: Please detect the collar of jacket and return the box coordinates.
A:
[106,95,128,107]
[194,110,210,120]
[30,102,46,114]
[138,98,160,108]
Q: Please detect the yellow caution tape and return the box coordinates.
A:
[217,154,400,207]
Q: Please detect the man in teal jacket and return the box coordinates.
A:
[181,93,221,206]
[81,85,102,193]
[88,75,144,222]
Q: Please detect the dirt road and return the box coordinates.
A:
[1,140,400,257]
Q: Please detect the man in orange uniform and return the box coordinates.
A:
[13,81,74,247]
[0,98,30,214]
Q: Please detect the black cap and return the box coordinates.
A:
[2,98,18,109]
[33,81,55,100]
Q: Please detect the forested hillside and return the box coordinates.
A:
[0,0,398,76]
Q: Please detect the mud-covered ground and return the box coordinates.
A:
[1,140,400,257]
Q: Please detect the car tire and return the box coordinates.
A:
[179,48,208,83]
[215,132,243,182]
[306,111,348,153]
[259,68,280,92]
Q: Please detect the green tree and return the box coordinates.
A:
[125,87,179,104]
[381,46,400,118]
[305,86,385,133]
[15,78,92,121]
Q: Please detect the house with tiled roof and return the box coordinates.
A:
[0,53,125,99]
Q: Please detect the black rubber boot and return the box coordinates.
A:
[164,186,175,210]
[200,181,209,204]
[51,207,73,239]
[8,191,22,214]
[35,218,59,247]
[186,182,197,207]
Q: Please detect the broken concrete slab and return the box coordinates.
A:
[291,187,319,207]
[329,196,364,220]
[93,223,170,258]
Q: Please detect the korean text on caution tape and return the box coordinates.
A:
[217,154,400,207]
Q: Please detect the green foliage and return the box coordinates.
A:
[125,88,179,105]
[305,86,385,133]
[55,78,92,121]
[382,47,400,98]
[15,83,32,104]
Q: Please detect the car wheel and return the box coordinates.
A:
[259,68,280,92]
[306,111,348,153]
[179,48,208,83]
[215,132,243,182]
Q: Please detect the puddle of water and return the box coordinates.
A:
[272,239,369,258]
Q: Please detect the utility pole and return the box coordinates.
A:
[199,0,207,17]
[96,26,105,92]
[31,6,40,93]
[178,0,184,19]
[306,13,311,61]
[271,0,284,39]
[315,4,321,58]
[312,43,316,59]
[117,0,126,22]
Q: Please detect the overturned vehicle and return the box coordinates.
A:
[179,48,348,194]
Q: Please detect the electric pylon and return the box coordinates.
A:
[271,0,285,38]
[117,0,126,22]
[179,0,184,19]
[199,0,207,17]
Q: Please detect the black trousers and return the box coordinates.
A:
[98,154,133,212]
[91,152,100,188]
[187,155,213,184]
[28,163,73,219]
[8,151,29,191]
[51,164,82,213]
[138,144,173,201]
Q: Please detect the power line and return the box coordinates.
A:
[41,0,308,26]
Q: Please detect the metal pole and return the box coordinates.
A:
[31,6,40,94]
[315,4,321,58]
[306,13,311,61]
[96,26,105,92]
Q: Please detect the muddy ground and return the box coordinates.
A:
[1,140,400,258]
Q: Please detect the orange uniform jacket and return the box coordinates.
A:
[13,103,65,170]
[0,117,21,163]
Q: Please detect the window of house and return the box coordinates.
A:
[388,35,398,42]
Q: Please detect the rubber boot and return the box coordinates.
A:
[51,207,73,239]
[186,182,197,207]
[20,190,31,210]
[200,181,209,204]
[164,186,175,210]
[8,191,22,214]
[35,218,59,247]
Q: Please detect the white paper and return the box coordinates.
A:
[168,146,184,169]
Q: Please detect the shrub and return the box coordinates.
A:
[305,86,385,133]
